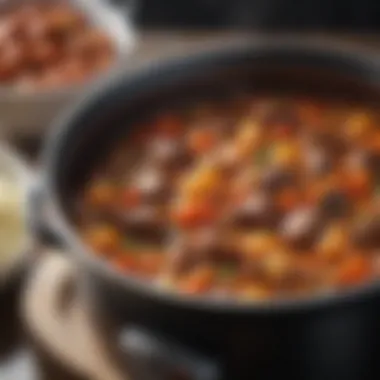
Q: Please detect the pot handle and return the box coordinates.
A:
[28,180,62,246]
[120,326,221,380]
[29,181,220,380]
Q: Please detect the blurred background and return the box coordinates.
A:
[135,0,380,29]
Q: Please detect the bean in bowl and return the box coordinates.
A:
[0,2,115,91]
[78,96,380,301]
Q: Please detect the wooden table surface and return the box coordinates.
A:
[2,31,380,380]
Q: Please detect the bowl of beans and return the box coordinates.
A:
[0,0,134,136]
[38,40,380,380]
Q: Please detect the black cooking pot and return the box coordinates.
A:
[38,40,380,380]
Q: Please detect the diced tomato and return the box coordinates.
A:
[188,128,218,154]
[171,202,217,228]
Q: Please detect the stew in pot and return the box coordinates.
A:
[78,95,380,301]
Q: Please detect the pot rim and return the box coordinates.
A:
[42,37,380,314]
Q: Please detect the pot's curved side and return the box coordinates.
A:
[40,41,380,379]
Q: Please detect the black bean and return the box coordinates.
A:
[261,168,297,194]
[281,207,322,250]
[319,190,351,220]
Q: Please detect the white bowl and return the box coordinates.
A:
[0,0,136,138]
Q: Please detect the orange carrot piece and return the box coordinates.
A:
[336,256,371,286]
[138,253,164,275]
[179,266,214,294]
